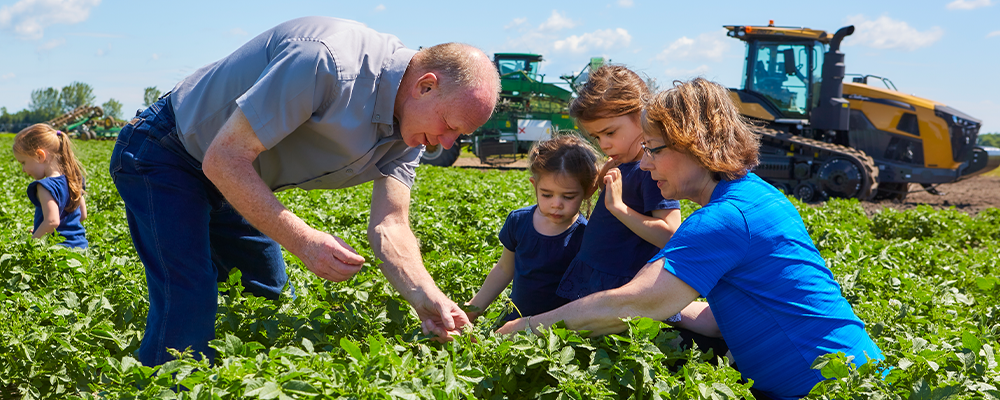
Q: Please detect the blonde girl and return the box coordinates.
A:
[13,124,88,248]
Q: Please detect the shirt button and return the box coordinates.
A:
[375,114,381,121]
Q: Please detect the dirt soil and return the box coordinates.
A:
[453,155,998,217]
[860,175,1000,217]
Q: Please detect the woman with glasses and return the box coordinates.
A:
[500,78,883,400]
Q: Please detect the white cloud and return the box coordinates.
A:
[374,4,385,12]
[618,0,634,7]
[1,73,14,80]
[151,53,159,60]
[946,0,992,9]
[538,10,576,31]
[505,17,527,30]
[664,65,711,78]
[228,28,247,36]
[37,37,64,50]
[0,0,101,40]
[988,30,1000,37]
[844,15,943,51]
[96,48,103,56]
[553,28,631,53]
[656,29,730,64]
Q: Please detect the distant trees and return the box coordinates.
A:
[60,81,96,112]
[102,99,123,120]
[29,87,63,121]
[2,82,126,132]
[979,133,1000,147]
[143,87,162,108]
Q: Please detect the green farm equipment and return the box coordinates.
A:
[419,53,605,166]
[45,106,124,140]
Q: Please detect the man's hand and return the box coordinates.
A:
[299,230,365,282]
[415,291,472,341]
[604,167,627,216]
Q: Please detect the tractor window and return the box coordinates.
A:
[750,42,810,118]
[497,59,538,80]
[810,43,825,110]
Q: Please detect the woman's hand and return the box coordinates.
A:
[604,168,628,216]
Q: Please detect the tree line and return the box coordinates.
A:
[1,83,163,131]
[979,133,1000,148]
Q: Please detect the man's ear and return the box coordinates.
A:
[412,72,439,98]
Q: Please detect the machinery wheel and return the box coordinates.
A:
[419,144,461,167]
[873,183,910,201]
[793,183,816,202]
[817,158,864,199]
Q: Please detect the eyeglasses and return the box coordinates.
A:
[640,141,669,158]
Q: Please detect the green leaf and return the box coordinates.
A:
[341,337,363,361]
[283,380,319,395]
[962,332,982,354]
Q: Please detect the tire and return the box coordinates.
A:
[419,144,461,167]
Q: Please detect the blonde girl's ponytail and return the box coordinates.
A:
[14,124,87,213]
[55,131,87,212]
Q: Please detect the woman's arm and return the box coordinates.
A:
[603,168,681,248]
[466,248,516,320]
[498,259,699,336]
[672,301,721,338]
[32,186,61,239]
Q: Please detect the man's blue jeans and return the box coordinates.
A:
[110,96,287,366]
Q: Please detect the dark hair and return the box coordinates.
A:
[13,123,87,212]
[642,78,760,181]
[569,64,649,122]
[528,134,601,200]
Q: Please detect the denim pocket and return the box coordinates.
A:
[109,123,140,182]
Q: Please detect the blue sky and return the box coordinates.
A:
[2,0,998,133]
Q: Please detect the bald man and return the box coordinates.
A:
[109,16,500,366]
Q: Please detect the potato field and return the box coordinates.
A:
[1,137,999,399]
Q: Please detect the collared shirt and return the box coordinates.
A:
[169,16,421,191]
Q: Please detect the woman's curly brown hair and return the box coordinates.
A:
[642,78,760,181]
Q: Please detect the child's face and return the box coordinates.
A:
[14,151,47,180]
[579,113,643,163]
[531,172,585,226]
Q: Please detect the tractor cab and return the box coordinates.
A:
[726,23,831,120]
[494,53,543,81]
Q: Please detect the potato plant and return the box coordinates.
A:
[0,137,997,399]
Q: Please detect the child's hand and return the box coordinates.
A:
[604,168,627,216]
[461,303,482,321]
[596,159,622,191]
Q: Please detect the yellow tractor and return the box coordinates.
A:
[725,22,1000,201]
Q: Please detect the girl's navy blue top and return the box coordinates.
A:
[499,205,587,319]
[28,175,87,248]
[556,160,679,300]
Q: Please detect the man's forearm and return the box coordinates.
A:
[368,221,442,303]
[206,158,313,254]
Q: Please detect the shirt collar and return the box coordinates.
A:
[372,47,417,126]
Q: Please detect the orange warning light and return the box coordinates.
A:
[768,20,775,26]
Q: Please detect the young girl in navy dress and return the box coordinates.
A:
[466,135,600,321]
[13,124,88,248]
[555,65,682,303]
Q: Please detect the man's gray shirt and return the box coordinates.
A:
[170,16,421,191]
